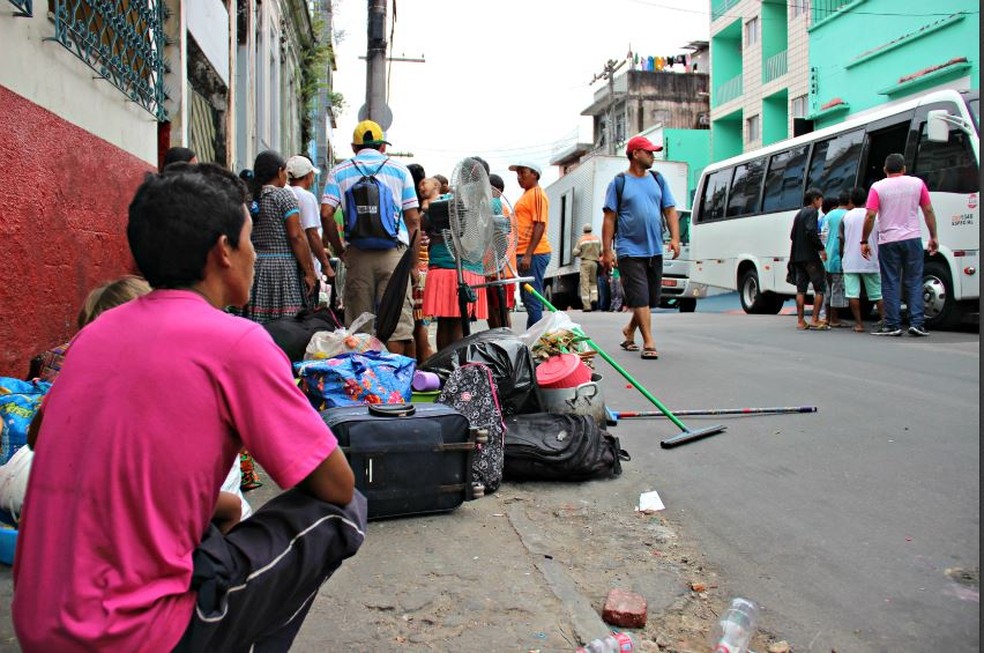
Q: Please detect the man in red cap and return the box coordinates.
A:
[600,135,681,360]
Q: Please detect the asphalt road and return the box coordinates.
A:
[0,298,976,651]
[575,299,980,651]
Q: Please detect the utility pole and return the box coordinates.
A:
[590,58,626,155]
[365,0,389,129]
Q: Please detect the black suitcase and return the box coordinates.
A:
[321,403,476,520]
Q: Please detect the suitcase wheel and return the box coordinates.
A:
[474,428,489,445]
[472,482,485,498]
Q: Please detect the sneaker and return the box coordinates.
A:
[871,326,903,336]
[908,325,930,337]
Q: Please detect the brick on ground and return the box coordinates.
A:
[602,588,648,628]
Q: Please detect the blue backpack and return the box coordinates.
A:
[343,158,400,249]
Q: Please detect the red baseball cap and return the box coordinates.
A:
[625,135,663,155]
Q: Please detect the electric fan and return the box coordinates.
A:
[444,157,494,337]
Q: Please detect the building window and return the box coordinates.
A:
[791,0,808,18]
[746,114,761,143]
[744,17,760,47]
[791,95,808,118]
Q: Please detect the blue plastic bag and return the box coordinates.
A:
[295,351,416,409]
[0,377,52,465]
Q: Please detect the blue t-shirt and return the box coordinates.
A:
[823,208,847,273]
[603,172,676,258]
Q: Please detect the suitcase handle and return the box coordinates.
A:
[367,403,416,418]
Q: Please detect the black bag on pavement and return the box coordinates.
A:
[503,413,629,482]
[420,328,542,416]
[262,307,341,363]
[321,402,476,520]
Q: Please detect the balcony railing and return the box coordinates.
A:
[715,74,743,106]
[7,0,31,16]
[763,49,787,83]
[49,0,169,121]
[812,0,853,24]
[711,0,739,22]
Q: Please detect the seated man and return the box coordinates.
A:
[13,163,366,652]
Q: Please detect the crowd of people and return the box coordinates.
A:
[789,152,937,336]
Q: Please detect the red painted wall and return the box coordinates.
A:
[0,86,153,378]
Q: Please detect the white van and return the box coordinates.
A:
[659,209,708,312]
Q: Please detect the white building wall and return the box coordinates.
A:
[0,8,158,164]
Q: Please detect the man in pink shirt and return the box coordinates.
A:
[861,153,938,337]
[13,164,366,652]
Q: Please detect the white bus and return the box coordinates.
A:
[690,88,979,329]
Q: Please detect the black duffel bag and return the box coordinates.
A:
[503,413,629,482]
[420,328,542,416]
[261,307,341,363]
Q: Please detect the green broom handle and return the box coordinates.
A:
[524,284,689,431]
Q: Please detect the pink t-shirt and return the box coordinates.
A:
[13,290,337,652]
[866,175,931,245]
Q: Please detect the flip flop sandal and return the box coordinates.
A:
[619,340,640,351]
[640,348,659,359]
[809,323,831,330]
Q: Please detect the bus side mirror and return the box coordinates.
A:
[927,110,951,143]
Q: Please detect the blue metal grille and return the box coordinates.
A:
[7,0,32,16]
[50,0,168,121]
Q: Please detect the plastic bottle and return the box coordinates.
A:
[575,631,633,652]
[711,598,759,653]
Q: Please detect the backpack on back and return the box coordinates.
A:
[343,158,400,249]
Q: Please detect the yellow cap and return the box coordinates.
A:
[352,120,391,147]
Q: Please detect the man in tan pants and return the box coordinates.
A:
[573,224,602,311]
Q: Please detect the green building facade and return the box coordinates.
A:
[807,1,979,129]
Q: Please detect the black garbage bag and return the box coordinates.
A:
[420,328,542,416]
[261,307,341,363]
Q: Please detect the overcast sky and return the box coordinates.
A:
[328,0,711,201]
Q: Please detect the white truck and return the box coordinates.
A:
[540,155,706,311]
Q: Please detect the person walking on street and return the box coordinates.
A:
[572,224,602,311]
[510,161,552,329]
[840,186,884,333]
[287,155,333,307]
[321,120,421,356]
[861,153,938,337]
[789,188,828,330]
[600,136,680,360]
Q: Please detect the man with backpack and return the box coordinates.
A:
[600,136,680,360]
[321,120,421,356]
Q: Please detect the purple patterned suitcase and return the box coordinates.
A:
[437,362,506,496]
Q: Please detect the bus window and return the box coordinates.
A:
[698,168,731,222]
[805,129,864,198]
[726,157,767,218]
[912,121,979,194]
[762,145,809,212]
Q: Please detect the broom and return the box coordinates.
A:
[523,284,726,448]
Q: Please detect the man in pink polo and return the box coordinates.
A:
[861,153,938,337]
[13,164,366,652]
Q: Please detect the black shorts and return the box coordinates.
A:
[618,255,663,308]
[793,260,825,294]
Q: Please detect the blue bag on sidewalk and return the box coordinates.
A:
[295,351,415,409]
[0,377,52,465]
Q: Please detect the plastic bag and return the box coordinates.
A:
[295,351,416,409]
[0,377,51,465]
[518,311,582,349]
[304,312,385,360]
[420,328,542,417]
[0,445,34,522]
[518,312,592,364]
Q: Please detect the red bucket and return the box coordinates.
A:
[536,353,592,390]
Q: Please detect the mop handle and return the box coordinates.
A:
[617,406,818,418]
[523,284,690,432]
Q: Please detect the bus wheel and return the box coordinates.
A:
[923,259,961,329]
[739,269,765,313]
[678,298,697,313]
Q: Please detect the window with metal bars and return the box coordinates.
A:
[47,0,168,121]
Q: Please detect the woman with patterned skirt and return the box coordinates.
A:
[239,150,316,324]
